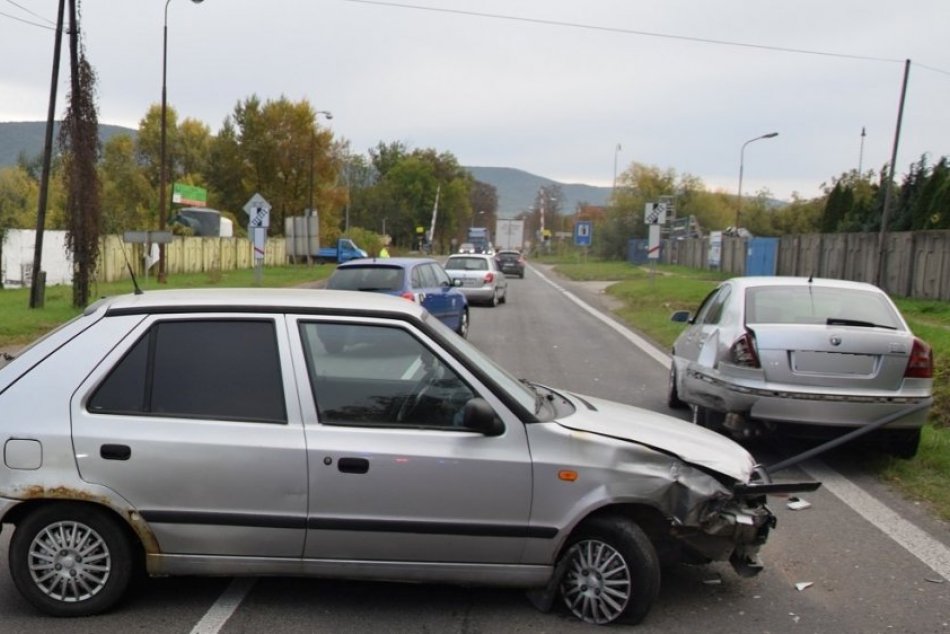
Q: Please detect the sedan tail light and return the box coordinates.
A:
[400,291,419,304]
[730,331,760,368]
[484,272,494,284]
[904,337,933,378]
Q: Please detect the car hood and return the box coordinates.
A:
[556,392,756,482]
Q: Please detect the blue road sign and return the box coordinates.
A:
[574,221,593,246]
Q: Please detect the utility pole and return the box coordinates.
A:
[29,0,67,309]
[876,59,911,288]
[858,126,867,175]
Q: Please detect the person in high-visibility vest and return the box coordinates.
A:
[379,245,390,258]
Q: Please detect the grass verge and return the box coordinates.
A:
[550,258,950,522]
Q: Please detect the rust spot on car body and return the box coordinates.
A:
[11,485,161,555]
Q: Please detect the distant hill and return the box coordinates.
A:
[0,121,135,166]
[465,166,610,218]
[1,122,612,216]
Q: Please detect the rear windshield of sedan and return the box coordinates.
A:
[445,257,488,271]
[497,252,521,261]
[745,285,903,329]
[328,266,405,292]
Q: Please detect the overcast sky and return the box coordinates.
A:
[2,0,948,201]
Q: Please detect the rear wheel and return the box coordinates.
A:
[456,309,469,338]
[559,516,660,625]
[10,504,134,616]
[489,289,499,307]
[885,428,921,459]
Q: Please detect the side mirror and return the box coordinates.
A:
[462,398,504,436]
[670,310,692,323]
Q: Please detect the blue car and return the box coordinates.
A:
[327,258,469,337]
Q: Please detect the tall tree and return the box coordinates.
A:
[59,0,101,307]
[99,134,153,234]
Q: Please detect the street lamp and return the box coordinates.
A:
[305,110,332,264]
[471,210,486,229]
[736,131,778,230]
[159,0,204,283]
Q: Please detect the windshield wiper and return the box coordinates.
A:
[826,317,897,330]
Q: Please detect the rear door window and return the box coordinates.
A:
[88,320,286,423]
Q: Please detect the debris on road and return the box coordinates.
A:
[787,497,812,511]
[795,582,814,591]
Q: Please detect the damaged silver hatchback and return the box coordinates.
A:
[0,289,815,625]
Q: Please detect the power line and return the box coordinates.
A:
[3,0,55,25]
[343,0,944,69]
[0,8,56,30]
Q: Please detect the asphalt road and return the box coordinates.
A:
[0,263,948,633]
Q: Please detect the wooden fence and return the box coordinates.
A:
[661,230,950,301]
[1,230,287,287]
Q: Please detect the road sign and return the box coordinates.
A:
[644,202,667,225]
[574,221,592,246]
[243,193,272,229]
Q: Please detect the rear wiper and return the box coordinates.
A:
[826,317,897,330]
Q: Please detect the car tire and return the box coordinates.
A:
[489,290,499,307]
[692,404,725,432]
[886,428,921,459]
[456,309,469,338]
[499,288,507,304]
[559,516,660,625]
[667,363,686,409]
[10,504,135,617]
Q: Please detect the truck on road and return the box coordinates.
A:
[467,227,492,253]
[285,215,367,264]
[495,219,525,251]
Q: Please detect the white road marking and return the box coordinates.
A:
[532,263,950,581]
[801,460,950,580]
[190,578,257,634]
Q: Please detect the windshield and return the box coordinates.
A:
[423,313,538,414]
[328,266,404,292]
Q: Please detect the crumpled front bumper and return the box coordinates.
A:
[674,496,776,576]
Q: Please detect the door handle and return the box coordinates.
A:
[338,457,369,474]
[100,444,131,461]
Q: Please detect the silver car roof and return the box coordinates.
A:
[91,288,425,318]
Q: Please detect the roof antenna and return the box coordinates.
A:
[118,240,144,295]
[808,273,813,284]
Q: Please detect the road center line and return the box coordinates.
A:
[531,264,950,581]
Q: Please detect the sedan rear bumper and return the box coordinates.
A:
[685,368,932,429]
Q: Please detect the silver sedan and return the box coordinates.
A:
[444,253,508,306]
[668,276,933,458]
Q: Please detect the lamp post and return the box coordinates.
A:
[306,110,332,264]
[470,210,486,229]
[736,131,778,230]
[159,0,204,283]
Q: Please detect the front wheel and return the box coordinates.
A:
[10,504,135,617]
[559,517,660,625]
[667,363,686,409]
